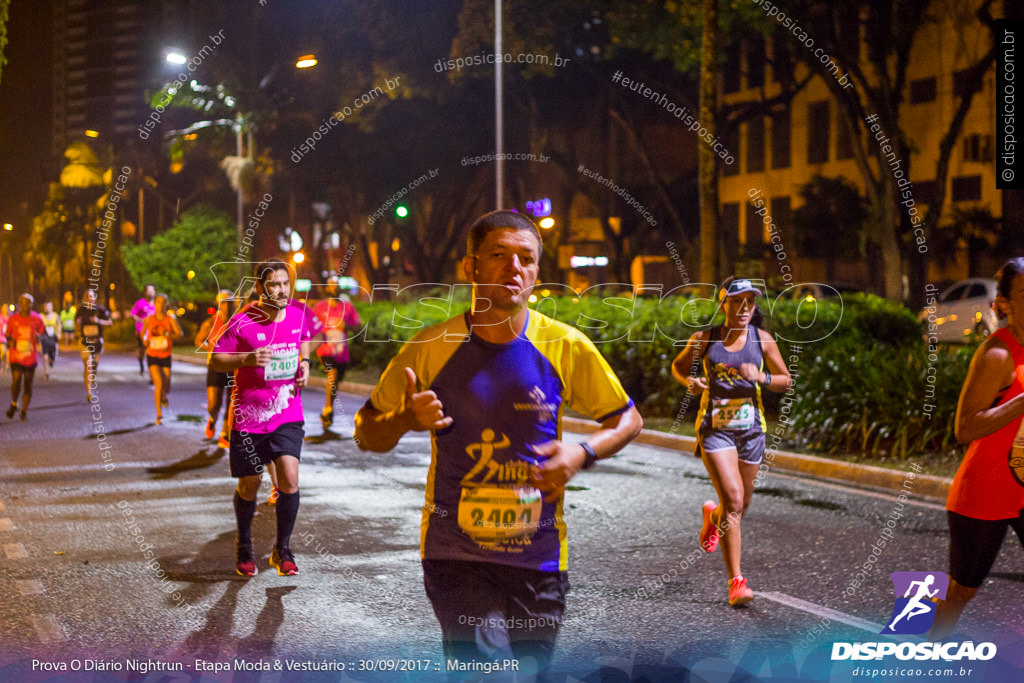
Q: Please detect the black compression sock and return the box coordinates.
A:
[275,490,300,550]
[234,490,257,545]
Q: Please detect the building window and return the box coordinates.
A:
[771,110,791,169]
[723,202,740,249]
[771,29,794,84]
[953,69,972,98]
[951,175,982,202]
[910,77,937,104]
[837,5,860,58]
[962,134,994,163]
[747,117,765,173]
[915,180,938,207]
[771,196,791,232]
[723,47,741,94]
[745,202,764,257]
[836,117,854,160]
[722,127,740,176]
[807,101,830,164]
[747,34,765,89]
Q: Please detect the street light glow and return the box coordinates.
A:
[3,223,12,231]
[295,54,318,69]
[293,252,305,264]
[84,130,100,138]
[166,51,188,65]
[539,217,555,229]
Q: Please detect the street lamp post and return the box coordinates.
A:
[2,223,13,304]
[159,52,317,275]
[495,0,504,209]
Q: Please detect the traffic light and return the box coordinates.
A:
[395,205,409,219]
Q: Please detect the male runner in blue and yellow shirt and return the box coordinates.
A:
[355,210,642,675]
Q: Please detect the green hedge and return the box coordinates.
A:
[350,291,970,459]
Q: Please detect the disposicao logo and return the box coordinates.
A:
[831,571,996,664]
[881,571,948,635]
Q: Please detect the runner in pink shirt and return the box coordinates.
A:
[0,304,9,376]
[211,260,314,577]
[5,293,45,421]
[131,284,156,377]
[312,276,361,430]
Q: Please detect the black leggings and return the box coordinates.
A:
[948,509,1024,588]
[10,363,36,402]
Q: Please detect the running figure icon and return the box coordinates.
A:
[882,571,948,635]
[888,574,939,631]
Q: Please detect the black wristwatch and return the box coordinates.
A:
[579,442,598,470]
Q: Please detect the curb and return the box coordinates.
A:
[558,416,949,502]
[172,352,951,503]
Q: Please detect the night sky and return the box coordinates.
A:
[0,0,53,235]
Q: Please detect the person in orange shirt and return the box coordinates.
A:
[5,293,45,421]
[142,293,182,425]
[196,290,237,442]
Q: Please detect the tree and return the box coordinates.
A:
[698,0,719,284]
[790,176,867,283]
[447,1,704,282]
[933,206,1001,277]
[24,142,111,298]
[604,0,814,281]
[24,184,83,298]
[785,0,998,302]
[0,0,8,89]
[121,205,236,303]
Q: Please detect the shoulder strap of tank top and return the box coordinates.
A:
[746,324,764,353]
[994,326,1024,364]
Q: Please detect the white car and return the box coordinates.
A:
[921,278,999,343]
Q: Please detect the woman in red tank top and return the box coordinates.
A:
[930,258,1024,638]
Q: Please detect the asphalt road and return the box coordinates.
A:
[0,351,1022,682]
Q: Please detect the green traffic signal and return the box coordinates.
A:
[395,205,409,218]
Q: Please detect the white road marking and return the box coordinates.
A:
[759,591,885,633]
[31,615,67,642]
[16,579,45,596]
[4,542,28,559]
[0,460,190,476]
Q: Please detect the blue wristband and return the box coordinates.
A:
[580,442,598,470]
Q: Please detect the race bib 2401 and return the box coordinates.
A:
[264,349,299,381]
[457,486,542,547]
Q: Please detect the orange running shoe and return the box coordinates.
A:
[269,546,298,576]
[728,576,754,606]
